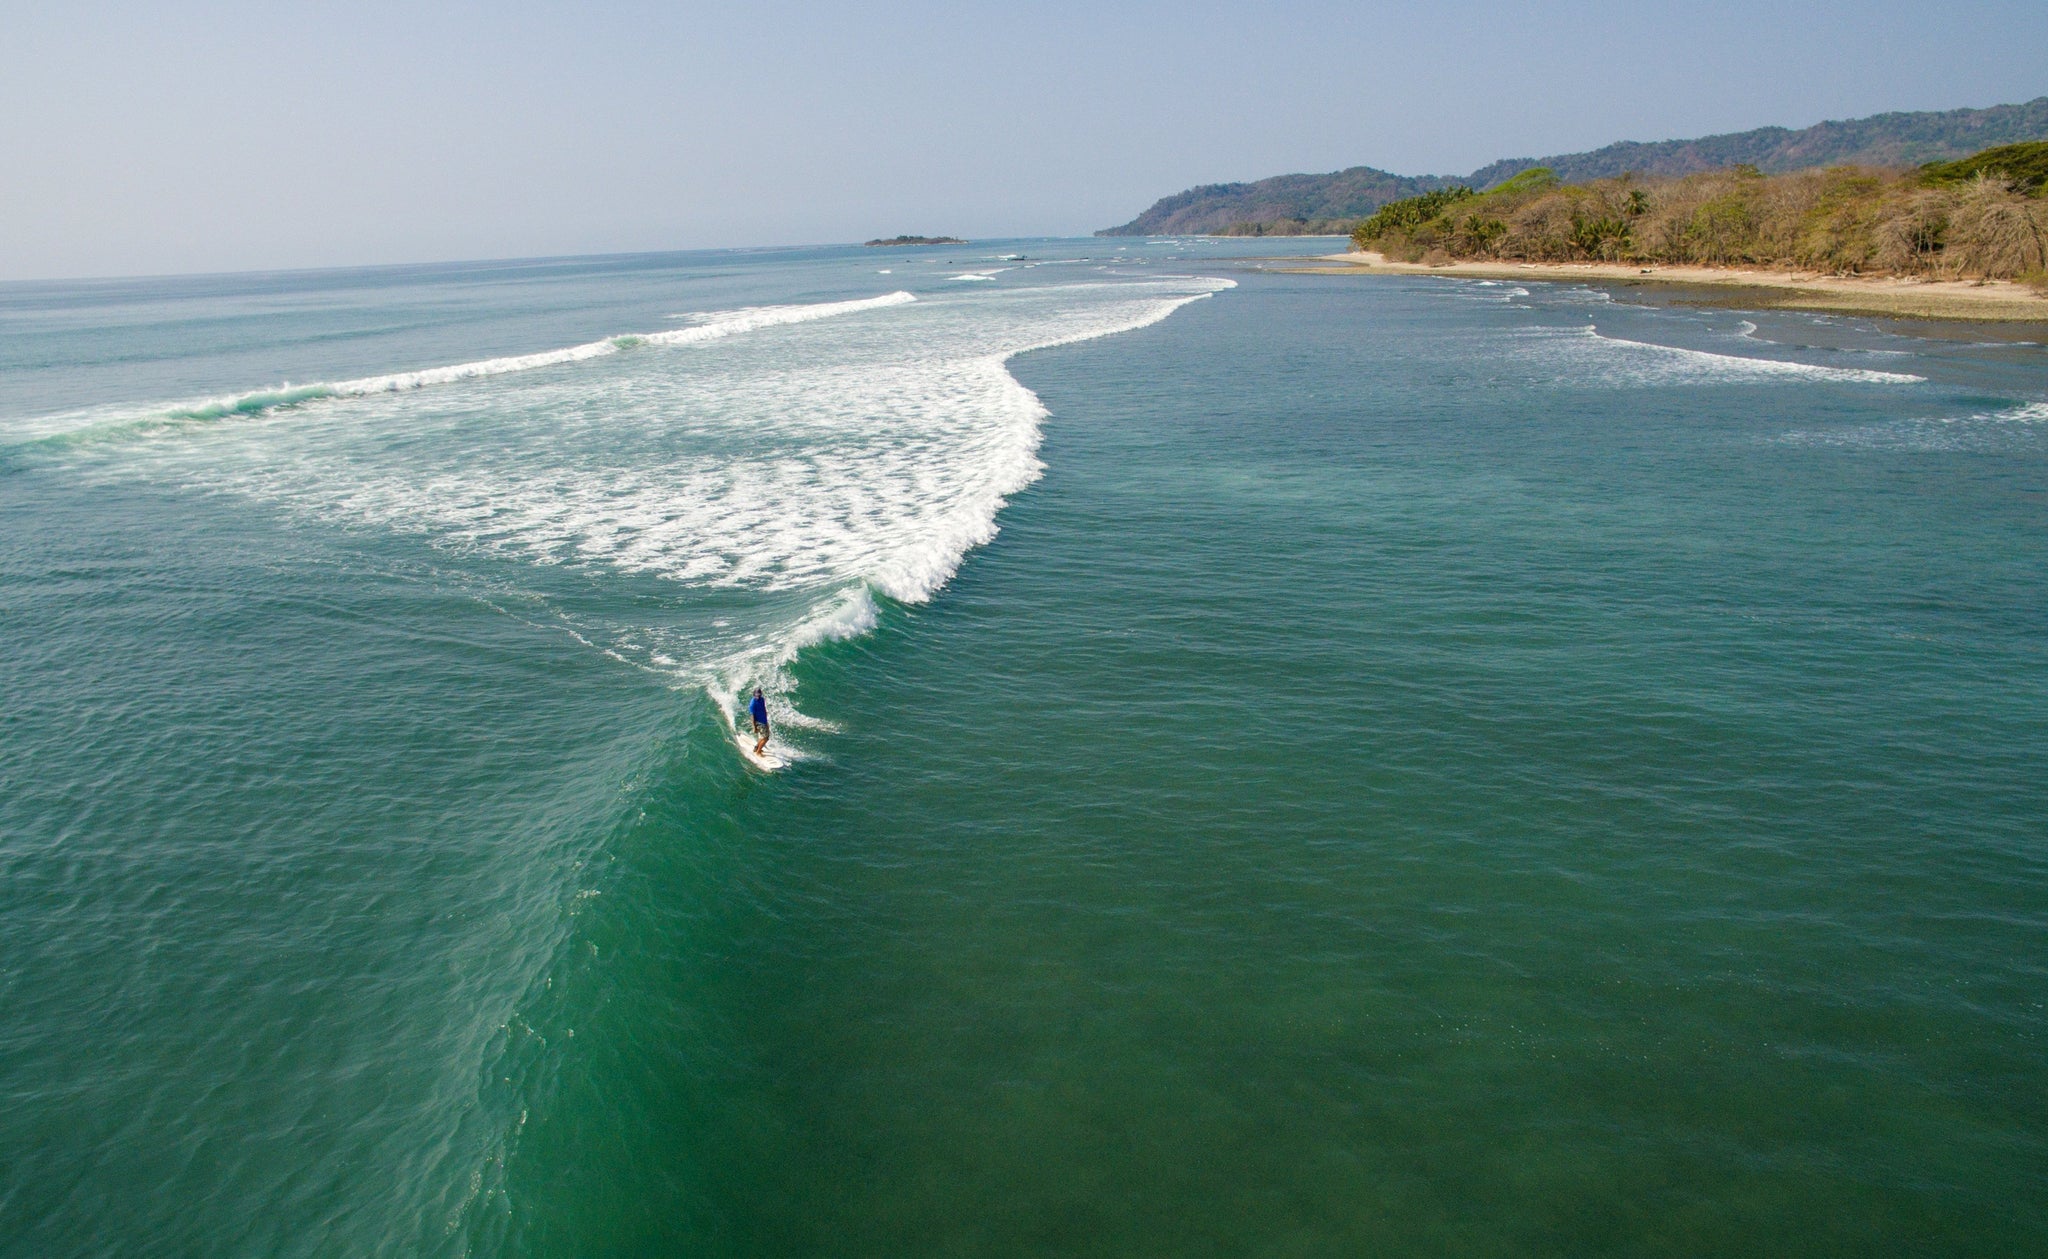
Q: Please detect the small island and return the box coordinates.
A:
[864,235,966,247]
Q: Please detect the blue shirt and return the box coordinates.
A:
[750,695,768,724]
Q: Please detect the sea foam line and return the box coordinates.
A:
[1925,400,2048,425]
[7,292,918,444]
[1771,399,2048,450]
[1586,326,1926,384]
[180,292,919,414]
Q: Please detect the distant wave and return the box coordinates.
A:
[1731,320,1922,359]
[1772,400,2048,450]
[1584,326,1927,384]
[176,292,920,415]
[7,292,918,446]
[1459,280,1530,302]
[1987,400,2048,422]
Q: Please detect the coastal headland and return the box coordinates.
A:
[1289,251,2048,323]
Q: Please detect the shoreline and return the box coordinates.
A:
[1284,250,2048,325]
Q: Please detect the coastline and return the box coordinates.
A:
[1287,250,2048,325]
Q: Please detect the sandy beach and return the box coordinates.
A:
[1292,251,2048,324]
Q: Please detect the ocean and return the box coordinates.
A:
[2,241,2043,1256]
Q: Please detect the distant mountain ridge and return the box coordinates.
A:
[1096,167,1457,237]
[1098,97,2048,236]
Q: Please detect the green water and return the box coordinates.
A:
[2,250,2043,1255]
[484,283,2045,1255]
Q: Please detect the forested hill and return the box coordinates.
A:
[1099,97,2048,236]
[1466,96,2048,188]
[1095,166,1461,236]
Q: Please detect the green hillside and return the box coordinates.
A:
[1464,97,2048,188]
[1096,166,1460,237]
[1920,141,2048,192]
[1099,97,2048,237]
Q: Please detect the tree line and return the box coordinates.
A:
[1350,142,2048,289]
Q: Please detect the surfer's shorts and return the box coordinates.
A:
[752,720,769,734]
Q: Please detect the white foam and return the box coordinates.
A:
[1445,279,1531,303]
[1986,401,2048,423]
[1773,400,2048,450]
[1556,325,1927,385]
[263,291,920,402]
[6,292,918,445]
[631,292,917,349]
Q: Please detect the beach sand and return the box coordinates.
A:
[1289,251,2048,324]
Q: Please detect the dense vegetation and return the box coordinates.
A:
[1351,144,2048,287]
[1920,141,2048,193]
[1100,97,2048,238]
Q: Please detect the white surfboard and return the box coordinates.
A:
[734,728,787,771]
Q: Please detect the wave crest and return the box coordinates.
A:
[11,292,919,447]
[1587,327,1927,384]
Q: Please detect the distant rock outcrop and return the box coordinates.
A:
[865,236,966,246]
[1099,97,2048,236]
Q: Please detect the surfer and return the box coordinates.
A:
[749,687,770,756]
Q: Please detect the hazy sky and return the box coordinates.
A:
[4,0,2043,280]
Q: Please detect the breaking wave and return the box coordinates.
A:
[1522,324,1929,386]
[7,293,919,446]
[1773,399,2048,450]
[53,275,1232,755]
[1587,327,1927,383]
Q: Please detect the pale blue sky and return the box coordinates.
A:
[3,0,2043,280]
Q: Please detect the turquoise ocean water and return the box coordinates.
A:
[2,242,2043,1255]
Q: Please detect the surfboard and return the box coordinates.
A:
[734,728,787,771]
